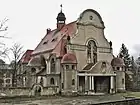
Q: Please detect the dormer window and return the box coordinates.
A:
[51,37,57,42]
[43,40,48,45]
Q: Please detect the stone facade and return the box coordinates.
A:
[18,8,126,96]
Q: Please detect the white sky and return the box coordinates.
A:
[0,0,140,63]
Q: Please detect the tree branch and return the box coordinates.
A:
[0,18,8,32]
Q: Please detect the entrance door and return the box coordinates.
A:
[94,76,110,93]
[79,76,85,92]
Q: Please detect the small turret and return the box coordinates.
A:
[56,4,66,29]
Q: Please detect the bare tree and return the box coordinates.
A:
[0,18,9,58]
[10,43,24,87]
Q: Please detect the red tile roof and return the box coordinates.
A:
[20,50,33,64]
[111,57,125,67]
[61,53,77,64]
[32,21,77,56]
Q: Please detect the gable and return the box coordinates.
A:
[77,9,104,29]
[88,61,114,74]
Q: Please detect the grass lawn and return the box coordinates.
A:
[118,91,140,98]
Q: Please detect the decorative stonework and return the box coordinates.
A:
[67,44,86,51]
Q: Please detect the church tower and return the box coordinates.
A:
[56,5,66,29]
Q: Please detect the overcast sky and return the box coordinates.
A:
[0,0,140,63]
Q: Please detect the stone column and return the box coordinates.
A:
[64,69,67,90]
[110,76,114,93]
[91,76,94,92]
[77,76,79,91]
[75,72,78,91]
[85,76,88,93]
[89,76,92,90]
[47,60,50,74]
[91,45,93,62]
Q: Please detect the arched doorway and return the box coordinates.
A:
[32,84,43,96]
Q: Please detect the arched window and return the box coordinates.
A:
[40,77,43,86]
[40,55,46,68]
[51,58,55,73]
[0,72,2,77]
[72,79,75,85]
[50,78,55,85]
[72,65,75,69]
[0,79,3,86]
[64,46,67,54]
[61,83,64,89]
[6,72,10,77]
[87,40,97,64]
[6,79,10,83]
[31,68,36,73]
[117,67,120,70]
[122,78,124,84]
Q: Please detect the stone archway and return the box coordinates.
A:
[32,84,43,96]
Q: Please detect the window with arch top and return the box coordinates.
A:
[40,55,46,69]
[87,40,97,64]
[72,79,75,85]
[50,78,55,85]
[40,77,43,86]
[51,58,55,73]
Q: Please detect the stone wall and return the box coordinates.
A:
[41,86,59,96]
[92,98,140,105]
[0,86,59,97]
[0,87,31,97]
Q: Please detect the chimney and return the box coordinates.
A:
[46,28,51,34]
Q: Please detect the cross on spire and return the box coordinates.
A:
[60,4,62,12]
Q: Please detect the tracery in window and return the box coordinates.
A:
[87,40,97,64]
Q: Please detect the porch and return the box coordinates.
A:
[77,73,116,95]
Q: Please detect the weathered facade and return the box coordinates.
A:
[23,7,126,96]
[0,64,13,88]
[17,50,33,87]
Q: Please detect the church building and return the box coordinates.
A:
[28,6,126,96]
